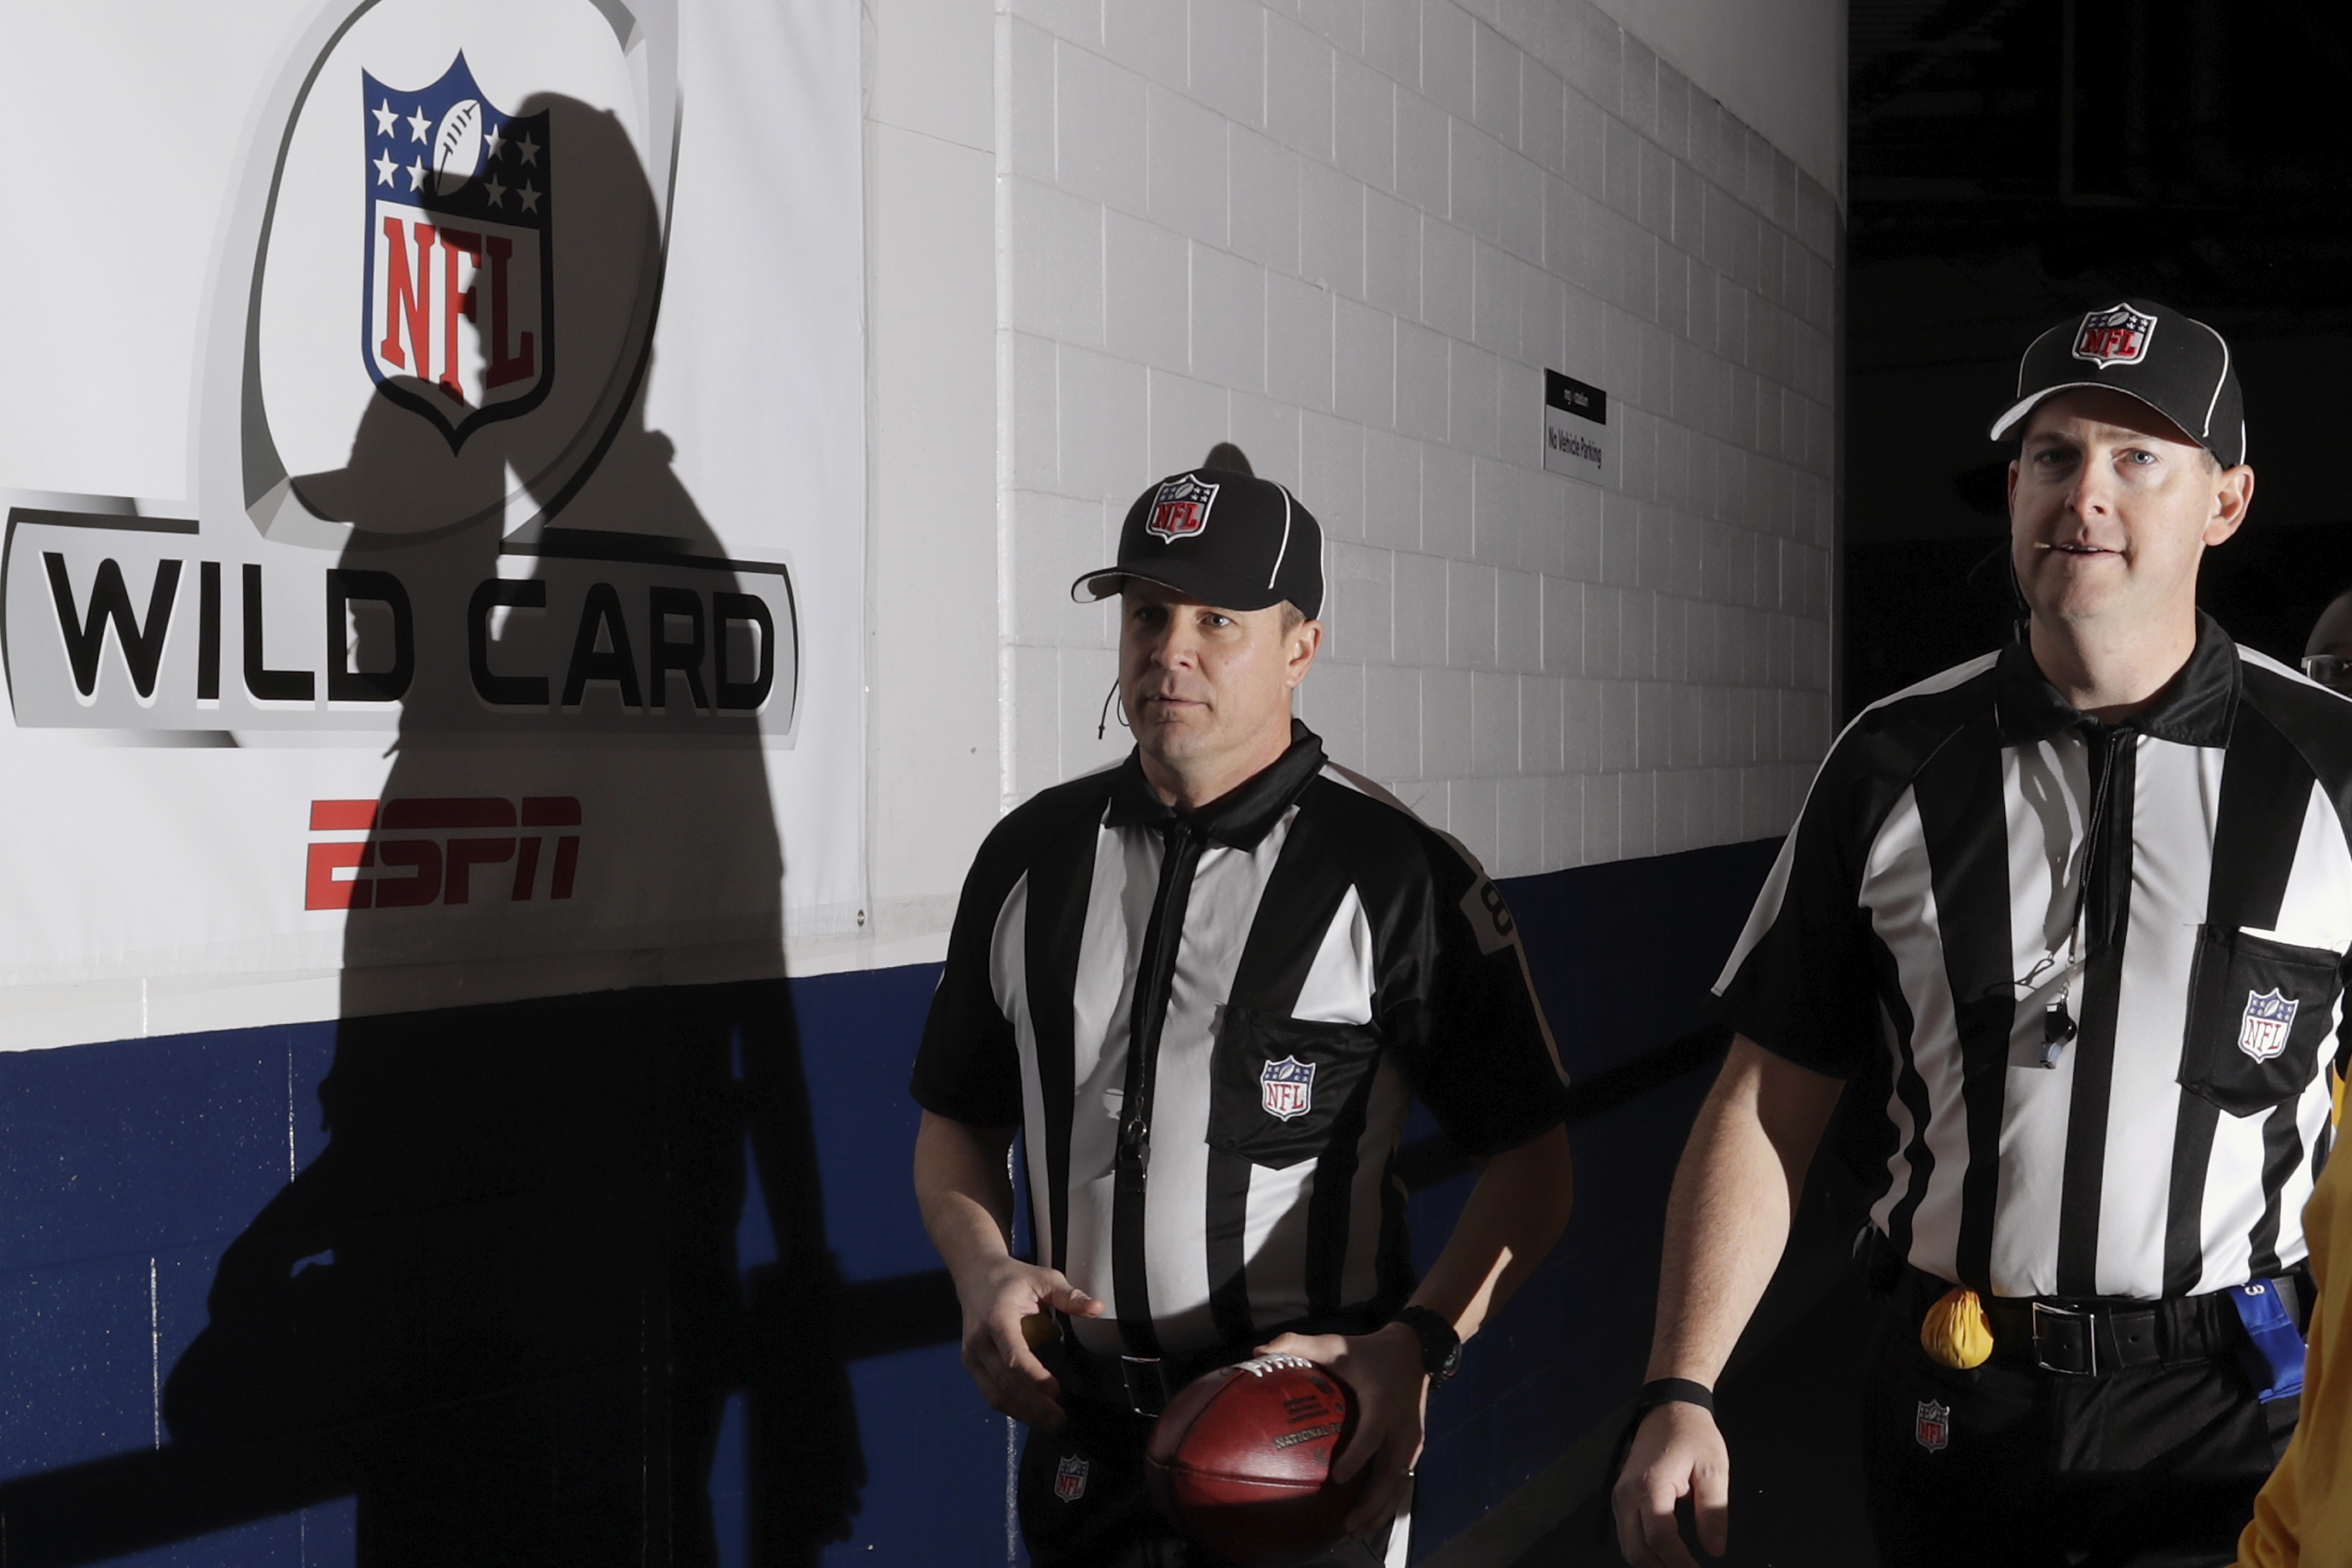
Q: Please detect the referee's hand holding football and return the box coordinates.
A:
[1613,1400,1729,1567]
[1256,1322,1428,1537]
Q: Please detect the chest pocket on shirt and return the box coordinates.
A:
[2176,926,2344,1119]
[1206,1005,1382,1170]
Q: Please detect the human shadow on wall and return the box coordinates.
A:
[150,94,863,1567]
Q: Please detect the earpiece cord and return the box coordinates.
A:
[1097,678,1128,741]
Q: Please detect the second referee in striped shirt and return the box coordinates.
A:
[912,446,1576,1565]
[1618,301,2349,1568]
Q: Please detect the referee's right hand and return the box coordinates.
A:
[1611,1401,1729,1567]
[953,1254,1104,1432]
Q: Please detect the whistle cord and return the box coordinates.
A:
[2009,725,2126,1065]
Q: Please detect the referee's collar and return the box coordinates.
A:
[1107,720,1326,848]
[1995,611,2239,748]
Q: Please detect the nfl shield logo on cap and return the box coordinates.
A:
[1915,1399,1950,1453]
[2071,303,2158,369]
[1145,473,1219,542]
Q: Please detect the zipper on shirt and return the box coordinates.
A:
[1111,815,1205,1357]
[2033,723,2128,1066]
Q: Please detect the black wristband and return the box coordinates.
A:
[1393,1304,1464,1389]
[1635,1377,1715,1416]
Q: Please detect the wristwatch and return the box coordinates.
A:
[1393,1304,1463,1391]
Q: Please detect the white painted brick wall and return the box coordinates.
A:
[998,0,1836,876]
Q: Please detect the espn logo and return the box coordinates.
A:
[305,796,582,911]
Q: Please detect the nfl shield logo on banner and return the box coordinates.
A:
[1260,1056,1315,1122]
[1055,1455,1089,1501]
[2072,303,2157,369]
[362,52,553,449]
[1145,474,1219,541]
[2239,988,2299,1062]
[1915,1399,1950,1453]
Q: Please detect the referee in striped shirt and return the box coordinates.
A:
[1617,302,2349,1568]
[911,448,1575,1565]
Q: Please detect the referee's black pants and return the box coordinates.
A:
[1862,1282,2297,1568]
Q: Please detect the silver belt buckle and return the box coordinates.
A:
[2030,1300,2097,1375]
[1119,1355,1167,1416]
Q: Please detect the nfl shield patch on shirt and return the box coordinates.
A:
[1915,1399,1950,1453]
[1260,1056,1315,1121]
[2239,988,2298,1062]
[1055,1455,1088,1501]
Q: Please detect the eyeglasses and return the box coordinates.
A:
[2303,655,2352,694]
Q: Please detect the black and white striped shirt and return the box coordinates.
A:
[1718,617,2352,1299]
[912,723,1565,1359]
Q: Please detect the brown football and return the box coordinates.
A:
[1144,1355,1367,1566]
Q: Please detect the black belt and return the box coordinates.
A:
[1982,1293,2239,1375]
[1903,1264,2302,1376]
[1049,1308,1383,1416]
[1049,1339,1243,1418]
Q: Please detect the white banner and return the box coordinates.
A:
[0,0,865,1022]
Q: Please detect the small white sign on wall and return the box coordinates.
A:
[1543,370,1607,475]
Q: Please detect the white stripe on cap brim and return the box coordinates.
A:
[1987,382,2205,447]
[1068,564,1288,610]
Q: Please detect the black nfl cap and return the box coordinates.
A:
[1990,299,2245,467]
[1071,444,1324,620]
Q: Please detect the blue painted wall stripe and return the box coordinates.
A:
[0,838,1776,1565]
